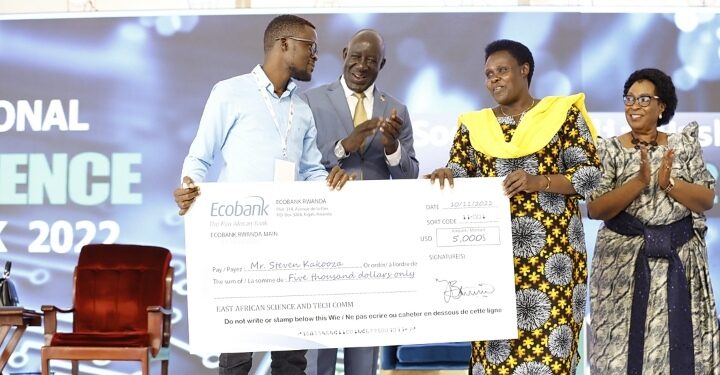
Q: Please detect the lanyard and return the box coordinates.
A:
[252,70,294,158]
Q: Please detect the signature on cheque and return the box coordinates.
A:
[435,278,496,303]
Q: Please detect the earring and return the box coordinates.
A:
[659,113,663,119]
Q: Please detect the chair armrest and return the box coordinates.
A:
[41,305,74,314]
[146,306,173,315]
[41,305,74,345]
[147,305,172,357]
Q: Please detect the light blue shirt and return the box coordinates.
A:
[182,65,328,183]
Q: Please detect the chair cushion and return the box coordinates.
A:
[51,331,150,347]
[396,342,471,364]
[73,244,171,333]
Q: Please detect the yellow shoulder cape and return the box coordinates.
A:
[458,93,597,159]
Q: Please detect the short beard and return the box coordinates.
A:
[289,65,312,82]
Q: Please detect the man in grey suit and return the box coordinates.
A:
[301,29,419,183]
[299,29,419,375]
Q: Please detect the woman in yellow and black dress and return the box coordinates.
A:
[428,39,601,375]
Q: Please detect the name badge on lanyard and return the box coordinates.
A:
[274,159,296,182]
[252,70,294,159]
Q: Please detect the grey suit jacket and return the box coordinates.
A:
[300,80,419,180]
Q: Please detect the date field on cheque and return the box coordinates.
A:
[436,226,501,247]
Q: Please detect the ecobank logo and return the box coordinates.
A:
[210,196,269,217]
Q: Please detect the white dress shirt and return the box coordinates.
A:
[339,76,401,166]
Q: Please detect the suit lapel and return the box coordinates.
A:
[364,88,386,153]
[327,80,354,136]
[372,88,388,118]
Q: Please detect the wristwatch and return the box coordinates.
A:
[664,177,676,193]
[334,140,347,159]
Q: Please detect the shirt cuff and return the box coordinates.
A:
[385,143,402,166]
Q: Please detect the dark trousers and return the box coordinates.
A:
[219,351,307,375]
[316,347,379,375]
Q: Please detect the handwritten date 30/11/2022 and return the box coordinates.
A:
[425,200,494,213]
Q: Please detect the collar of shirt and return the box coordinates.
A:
[340,75,375,118]
[253,64,296,99]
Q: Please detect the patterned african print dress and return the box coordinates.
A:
[589,123,720,375]
[448,104,601,375]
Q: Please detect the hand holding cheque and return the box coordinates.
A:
[174,166,352,216]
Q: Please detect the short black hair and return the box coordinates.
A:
[623,68,677,126]
[485,39,535,87]
[263,15,315,53]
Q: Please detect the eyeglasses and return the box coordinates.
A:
[623,95,660,107]
[276,36,318,56]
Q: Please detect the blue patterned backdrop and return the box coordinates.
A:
[0,10,718,374]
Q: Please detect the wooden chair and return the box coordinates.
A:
[41,244,173,375]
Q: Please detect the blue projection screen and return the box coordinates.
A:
[0,10,719,374]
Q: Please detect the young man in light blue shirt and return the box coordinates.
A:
[174,14,350,375]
